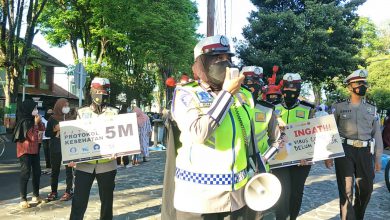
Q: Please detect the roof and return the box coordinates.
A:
[31,45,67,67]
[20,84,79,100]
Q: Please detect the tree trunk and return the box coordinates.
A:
[312,83,322,106]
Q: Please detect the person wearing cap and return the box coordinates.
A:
[241,66,281,219]
[241,66,280,166]
[241,66,265,102]
[272,73,315,220]
[69,77,119,220]
[325,69,383,220]
[170,35,272,219]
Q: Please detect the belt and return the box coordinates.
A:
[175,168,247,185]
[341,137,369,148]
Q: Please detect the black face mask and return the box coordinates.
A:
[352,85,367,96]
[207,60,232,91]
[91,93,108,105]
[247,84,261,101]
[283,90,300,107]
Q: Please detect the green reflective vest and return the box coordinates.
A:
[175,84,254,191]
[252,101,274,171]
[275,101,311,123]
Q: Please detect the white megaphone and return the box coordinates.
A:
[244,172,281,211]
[244,147,282,211]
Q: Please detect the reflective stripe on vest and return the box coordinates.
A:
[175,86,253,191]
[253,103,273,154]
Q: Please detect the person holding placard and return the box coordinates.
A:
[69,77,119,220]
[272,73,315,220]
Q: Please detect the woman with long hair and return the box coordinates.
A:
[13,99,45,208]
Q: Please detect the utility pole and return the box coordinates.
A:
[207,0,215,36]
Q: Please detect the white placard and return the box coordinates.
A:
[268,115,345,169]
[60,113,140,164]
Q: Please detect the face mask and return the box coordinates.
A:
[32,109,38,116]
[283,90,300,107]
[62,107,70,114]
[207,60,232,91]
[91,93,108,105]
[352,85,367,96]
[247,84,261,101]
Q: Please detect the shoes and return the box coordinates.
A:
[60,192,73,201]
[20,201,30,209]
[31,196,45,204]
[42,169,52,175]
[143,157,149,162]
[47,192,58,201]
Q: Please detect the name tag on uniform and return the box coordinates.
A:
[196,91,213,104]
[255,112,266,122]
[296,110,305,118]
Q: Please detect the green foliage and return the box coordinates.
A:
[366,54,390,110]
[356,17,387,60]
[239,0,364,99]
[39,0,199,106]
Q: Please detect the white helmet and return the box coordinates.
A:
[193,35,234,61]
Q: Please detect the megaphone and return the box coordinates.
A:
[244,172,281,211]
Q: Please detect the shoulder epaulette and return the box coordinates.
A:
[365,99,376,106]
[336,98,346,103]
[178,80,198,87]
[256,99,275,110]
[299,100,315,109]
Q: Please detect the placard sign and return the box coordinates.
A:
[60,113,141,164]
[268,115,345,169]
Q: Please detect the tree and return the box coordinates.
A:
[39,0,199,109]
[366,54,390,110]
[1,0,48,127]
[237,0,365,104]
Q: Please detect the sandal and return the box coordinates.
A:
[60,192,73,201]
[47,192,58,201]
[20,201,30,209]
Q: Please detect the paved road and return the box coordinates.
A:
[0,139,67,201]
[0,150,389,220]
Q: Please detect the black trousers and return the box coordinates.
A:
[50,151,73,193]
[42,139,51,168]
[335,145,374,220]
[70,169,117,220]
[272,165,311,220]
[19,154,41,201]
[176,205,248,220]
[116,156,129,166]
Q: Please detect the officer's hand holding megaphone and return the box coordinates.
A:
[223,67,245,95]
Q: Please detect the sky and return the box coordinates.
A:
[33,0,390,68]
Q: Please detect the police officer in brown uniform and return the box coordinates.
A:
[325,69,383,220]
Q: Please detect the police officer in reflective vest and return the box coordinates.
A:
[241,66,280,168]
[241,66,281,219]
[325,69,383,220]
[69,77,119,220]
[171,35,272,219]
[272,73,315,220]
